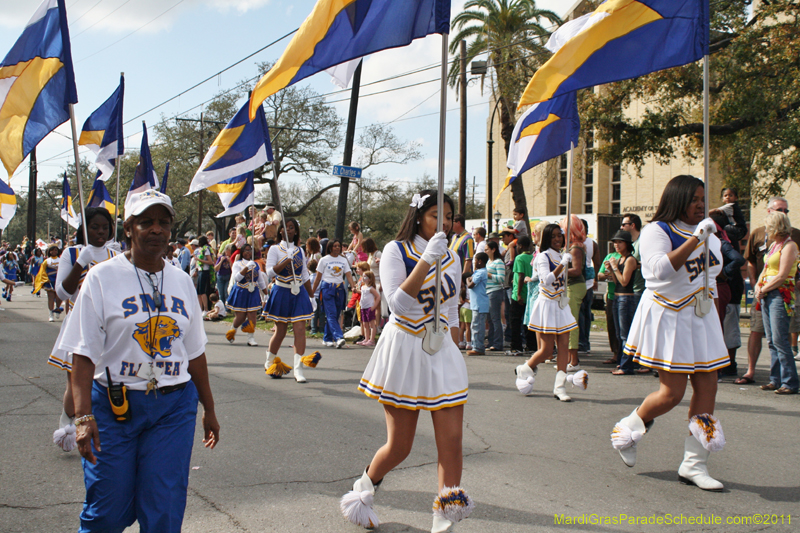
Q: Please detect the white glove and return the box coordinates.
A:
[719,203,735,217]
[693,218,717,242]
[310,297,317,312]
[248,261,258,271]
[76,244,107,267]
[421,232,448,265]
[559,252,572,267]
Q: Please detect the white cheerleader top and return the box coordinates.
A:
[641,220,722,311]
[535,248,566,300]
[379,235,461,336]
[265,242,309,284]
[55,245,119,304]
[232,260,267,291]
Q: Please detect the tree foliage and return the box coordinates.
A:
[582,0,800,201]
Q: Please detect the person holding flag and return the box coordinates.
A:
[225,243,268,347]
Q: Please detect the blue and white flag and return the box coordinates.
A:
[60,173,80,229]
[0,180,18,231]
[79,75,124,181]
[208,172,255,218]
[86,171,116,216]
[188,101,272,193]
[0,0,78,176]
[125,122,159,211]
[159,162,170,194]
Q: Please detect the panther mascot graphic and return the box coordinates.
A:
[132,316,182,358]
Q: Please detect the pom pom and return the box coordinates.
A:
[225,329,236,343]
[265,357,292,379]
[515,376,535,395]
[340,490,379,528]
[432,487,474,523]
[566,370,588,390]
[689,414,726,452]
[53,424,76,452]
[300,351,322,368]
[611,423,643,451]
[241,319,255,334]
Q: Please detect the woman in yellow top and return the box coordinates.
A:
[754,211,799,394]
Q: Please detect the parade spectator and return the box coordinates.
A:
[508,235,533,356]
[737,196,800,385]
[264,203,281,245]
[467,252,490,355]
[512,208,528,236]
[362,237,385,320]
[194,236,215,315]
[357,271,380,347]
[501,228,516,346]
[598,241,622,362]
[214,244,233,304]
[521,221,547,355]
[579,219,600,354]
[754,212,799,394]
[473,226,486,255]
[205,293,227,321]
[621,214,645,305]
[450,214,474,275]
[205,230,217,253]
[176,239,191,274]
[458,279,472,350]
[485,240,506,351]
[607,231,640,375]
[218,228,236,259]
[317,228,329,258]
[346,221,367,262]
[305,237,322,266]
[560,214,586,371]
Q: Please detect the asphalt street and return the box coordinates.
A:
[1,291,798,532]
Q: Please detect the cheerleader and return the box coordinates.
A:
[340,191,473,533]
[225,244,268,347]
[2,252,18,301]
[262,218,319,384]
[515,224,582,401]
[36,245,63,321]
[27,248,44,295]
[48,207,118,451]
[610,175,728,491]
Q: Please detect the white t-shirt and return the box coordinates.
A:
[360,284,376,309]
[58,254,207,390]
[214,299,227,317]
[316,254,351,285]
[584,237,596,290]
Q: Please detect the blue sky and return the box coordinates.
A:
[1,0,565,206]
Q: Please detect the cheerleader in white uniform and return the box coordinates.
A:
[48,207,118,451]
[39,245,62,321]
[515,224,583,401]
[340,191,473,533]
[610,175,729,491]
[225,244,268,347]
[262,218,320,383]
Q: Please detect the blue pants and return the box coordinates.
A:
[487,290,504,349]
[321,281,346,343]
[578,287,593,351]
[471,311,489,352]
[763,290,800,390]
[216,274,230,304]
[616,294,640,372]
[80,380,198,533]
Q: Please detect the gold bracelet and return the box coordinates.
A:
[74,414,96,426]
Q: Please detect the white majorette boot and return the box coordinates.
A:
[514,363,536,395]
[293,354,307,383]
[553,370,571,401]
[264,351,292,378]
[431,486,475,533]
[611,409,654,467]
[246,333,258,346]
[340,468,381,528]
[49,310,55,322]
[678,414,725,491]
[52,410,76,452]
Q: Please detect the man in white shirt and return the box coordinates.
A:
[264,203,282,244]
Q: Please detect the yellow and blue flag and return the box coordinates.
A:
[159,162,170,194]
[125,122,159,210]
[79,75,124,181]
[0,180,18,231]
[188,100,273,193]
[60,172,80,229]
[249,0,451,119]
[86,171,116,216]
[518,0,708,108]
[0,0,78,176]
[209,172,256,218]
[498,92,580,205]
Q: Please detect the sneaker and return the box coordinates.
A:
[202,311,208,318]
[466,350,485,356]
[795,353,800,362]
[324,341,335,347]
[567,363,582,372]
[504,349,523,356]
[465,344,473,351]
[458,342,466,349]
[336,338,346,349]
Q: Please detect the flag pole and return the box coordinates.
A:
[68,104,89,246]
[703,54,710,301]
[433,32,449,336]
[115,72,124,240]
[263,125,298,289]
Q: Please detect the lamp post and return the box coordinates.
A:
[494,209,501,232]
[309,227,314,239]
[486,97,502,231]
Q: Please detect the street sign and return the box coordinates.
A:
[332,165,362,179]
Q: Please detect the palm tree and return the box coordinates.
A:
[449,0,561,221]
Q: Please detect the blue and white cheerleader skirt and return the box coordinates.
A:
[263,283,313,323]
[227,283,262,313]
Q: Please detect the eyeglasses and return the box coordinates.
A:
[621,222,632,227]
[774,208,790,214]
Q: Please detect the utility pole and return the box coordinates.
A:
[198,113,204,235]
[335,61,362,242]
[458,39,467,216]
[27,148,37,240]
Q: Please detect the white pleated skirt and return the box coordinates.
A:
[625,291,730,373]
[47,311,75,372]
[527,295,578,335]
[358,324,468,411]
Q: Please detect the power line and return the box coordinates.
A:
[69,0,103,26]
[72,0,135,38]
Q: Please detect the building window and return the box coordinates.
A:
[584,132,594,214]
[611,164,621,215]
[559,153,568,215]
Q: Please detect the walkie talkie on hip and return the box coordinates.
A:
[106,367,131,422]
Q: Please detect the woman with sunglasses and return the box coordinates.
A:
[60,191,219,532]
[48,207,118,452]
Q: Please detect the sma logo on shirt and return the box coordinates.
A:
[132,316,182,358]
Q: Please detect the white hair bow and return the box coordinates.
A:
[409,193,430,209]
